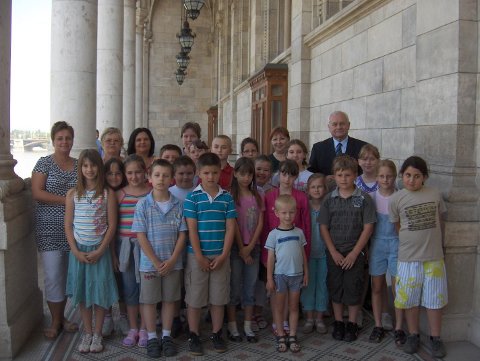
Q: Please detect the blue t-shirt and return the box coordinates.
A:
[264,227,306,276]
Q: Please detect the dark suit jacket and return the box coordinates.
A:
[308,136,368,175]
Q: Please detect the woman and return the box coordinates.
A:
[31,121,78,339]
[180,122,201,155]
[126,128,155,169]
[101,127,124,162]
[268,126,290,173]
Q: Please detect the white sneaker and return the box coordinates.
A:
[89,334,104,353]
[116,315,130,336]
[356,310,364,329]
[78,333,92,353]
[102,316,114,337]
[381,313,394,331]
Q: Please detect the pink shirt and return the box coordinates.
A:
[261,188,311,265]
[236,194,265,245]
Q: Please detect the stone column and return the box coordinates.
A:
[51,0,98,155]
[135,4,147,129]
[414,0,479,344]
[123,0,136,140]
[0,0,42,357]
[97,0,124,132]
[288,0,312,143]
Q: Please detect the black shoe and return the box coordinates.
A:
[171,317,183,338]
[146,338,162,358]
[227,330,243,342]
[332,321,345,341]
[430,336,446,358]
[404,334,420,354]
[344,322,359,342]
[161,336,177,357]
[368,327,385,343]
[188,332,203,356]
[210,330,227,353]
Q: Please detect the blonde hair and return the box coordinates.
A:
[212,134,232,149]
[275,194,297,210]
[76,149,105,200]
[358,144,380,160]
[377,159,397,178]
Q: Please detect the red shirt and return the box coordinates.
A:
[219,163,233,191]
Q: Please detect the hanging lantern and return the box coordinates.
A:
[175,68,187,85]
[183,0,205,20]
[176,20,195,54]
[176,51,190,70]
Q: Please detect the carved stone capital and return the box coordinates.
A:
[0,176,25,201]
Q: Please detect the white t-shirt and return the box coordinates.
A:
[264,227,306,276]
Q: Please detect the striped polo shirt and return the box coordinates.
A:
[183,184,237,256]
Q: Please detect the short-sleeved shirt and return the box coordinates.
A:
[236,194,265,245]
[169,185,195,202]
[33,155,78,252]
[132,192,187,272]
[272,169,313,192]
[219,163,234,191]
[355,175,379,194]
[264,227,307,276]
[389,186,446,262]
[319,187,376,253]
[183,184,237,255]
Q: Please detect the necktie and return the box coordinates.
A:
[335,142,342,156]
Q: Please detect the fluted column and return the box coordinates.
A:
[123,0,136,140]
[97,0,124,132]
[51,0,98,155]
[135,4,147,129]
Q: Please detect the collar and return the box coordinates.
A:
[331,186,363,199]
[333,136,349,148]
[145,191,179,208]
[192,183,227,202]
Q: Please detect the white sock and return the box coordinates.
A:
[162,329,171,338]
[244,321,254,336]
[228,321,239,336]
[147,332,157,340]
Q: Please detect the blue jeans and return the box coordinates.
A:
[229,245,260,306]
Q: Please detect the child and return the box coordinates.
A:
[65,149,118,353]
[255,155,275,194]
[240,137,259,159]
[180,122,201,154]
[262,159,311,335]
[320,155,376,342]
[188,139,209,164]
[102,158,129,337]
[301,174,329,334]
[226,157,264,343]
[210,135,234,191]
[272,139,313,192]
[355,144,380,194]
[159,144,182,165]
[265,194,308,353]
[369,159,404,344]
[389,156,447,358]
[183,152,237,356]
[132,159,187,358]
[116,155,151,348]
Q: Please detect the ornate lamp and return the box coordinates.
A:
[175,68,187,85]
[183,0,205,20]
[176,51,190,70]
[177,20,195,53]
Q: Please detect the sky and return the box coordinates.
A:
[10,0,51,131]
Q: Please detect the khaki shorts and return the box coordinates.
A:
[139,270,182,304]
[184,253,230,308]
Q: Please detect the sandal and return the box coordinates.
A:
[122,329,139,347]
[62,319,79,333]
[283,321,290,335]
[288,335,301,353]
[44,326,62,340]
[276,335,288,352]
[138,329,148,348]
[394,329,407,347]
[254,314,268,329]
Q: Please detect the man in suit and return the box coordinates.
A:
[308,110,368,176]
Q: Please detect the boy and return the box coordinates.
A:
[183,152,237,356]
[159,144,182,165]
[132,159,187,358]
[210,135,233,191]
[265,194,308,353]
[320,155,376,342]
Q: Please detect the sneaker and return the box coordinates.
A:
[171,317,183,338]
[302,319,314,334]
[369,327,385,343]
[332,321,345,341]
[102,316,114,337]
[210,330,227,353]
[404,334,420,354]
[147,338,162,358]
[117,314,130,336]
[356,310,364,329]
[89,334,104,353]
[78,333,92,353]
[138,329,148,348]
[344,322,359,342]
[188,332,203,356]
[381,313,394,331]
[430,336,446,358]
[315,319,328,334]
[162,336,177,357]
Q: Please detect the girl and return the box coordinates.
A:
[240,137,259,159]
[226,158,264,343]
[262,159,311,336]
[65,149,118,353]
[104,158,126,191]
[355,144,380,194]
[301,174,328,334]
[188,139,209,164]
[368,160,404,344]
[117,155,151,348]
[127,128,156,169]
[272,139,313,192]
[268,127,290,173]
[180,121,201,154]
[389,156,447,358]
[255,155,275,194]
